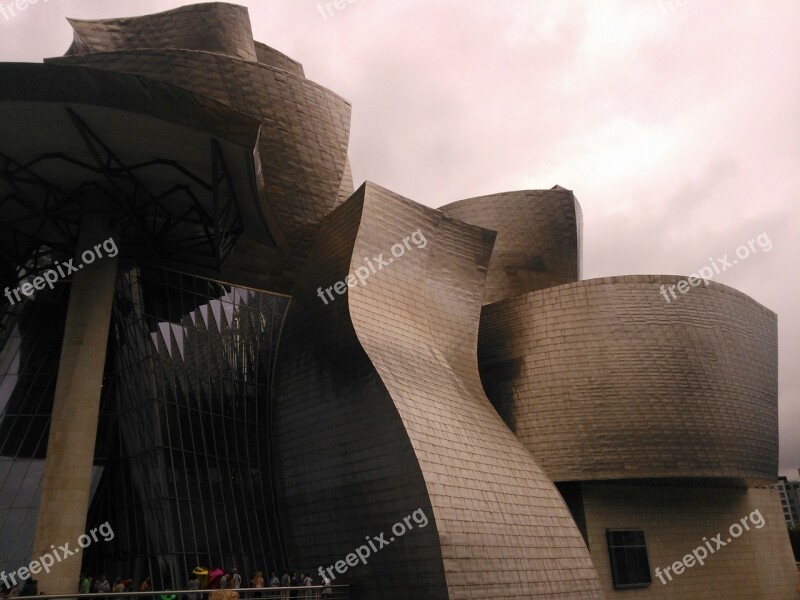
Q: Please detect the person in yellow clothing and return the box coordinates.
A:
[192,567,209,590]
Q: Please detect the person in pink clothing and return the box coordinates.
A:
[208,568,224,590]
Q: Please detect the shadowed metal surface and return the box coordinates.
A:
[0,62,269,275]
[273,182,604,599]
[440,188,582,304]
[48,50,351,256]
[478,275,778,485]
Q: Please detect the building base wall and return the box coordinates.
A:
[581,483,799,599]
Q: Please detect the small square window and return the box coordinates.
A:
[606,529,652,589]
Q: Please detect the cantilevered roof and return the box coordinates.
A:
[2,2,353,294]
[0,63,283,274]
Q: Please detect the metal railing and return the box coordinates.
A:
[10,587,349,600]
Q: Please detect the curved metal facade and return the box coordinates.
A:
[0,2,790,598]
[48,50,351,257]
[273,182,604,600]
[478,275,779,485]
[253,41,306,77]
[65,3,259,61]
[48,6,351,294]
[439,188,582,304]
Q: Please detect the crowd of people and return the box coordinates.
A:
[202,568,331,599]
[0,568,333,599]
[66,568,334,600]
[78,574,137,596]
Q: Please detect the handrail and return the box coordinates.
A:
[9,586,350,600]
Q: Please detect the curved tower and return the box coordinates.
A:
[440,186,582,304]
[273,182,604,599]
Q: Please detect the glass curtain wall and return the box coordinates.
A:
[0,265,291,590]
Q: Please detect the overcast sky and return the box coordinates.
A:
[1,0,798,477]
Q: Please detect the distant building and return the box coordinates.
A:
[771,476,800,528]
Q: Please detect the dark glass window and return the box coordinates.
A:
[1,265,291,588]
[81,266,291,587]
[606,529,652,589]
[0,283,71,576]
